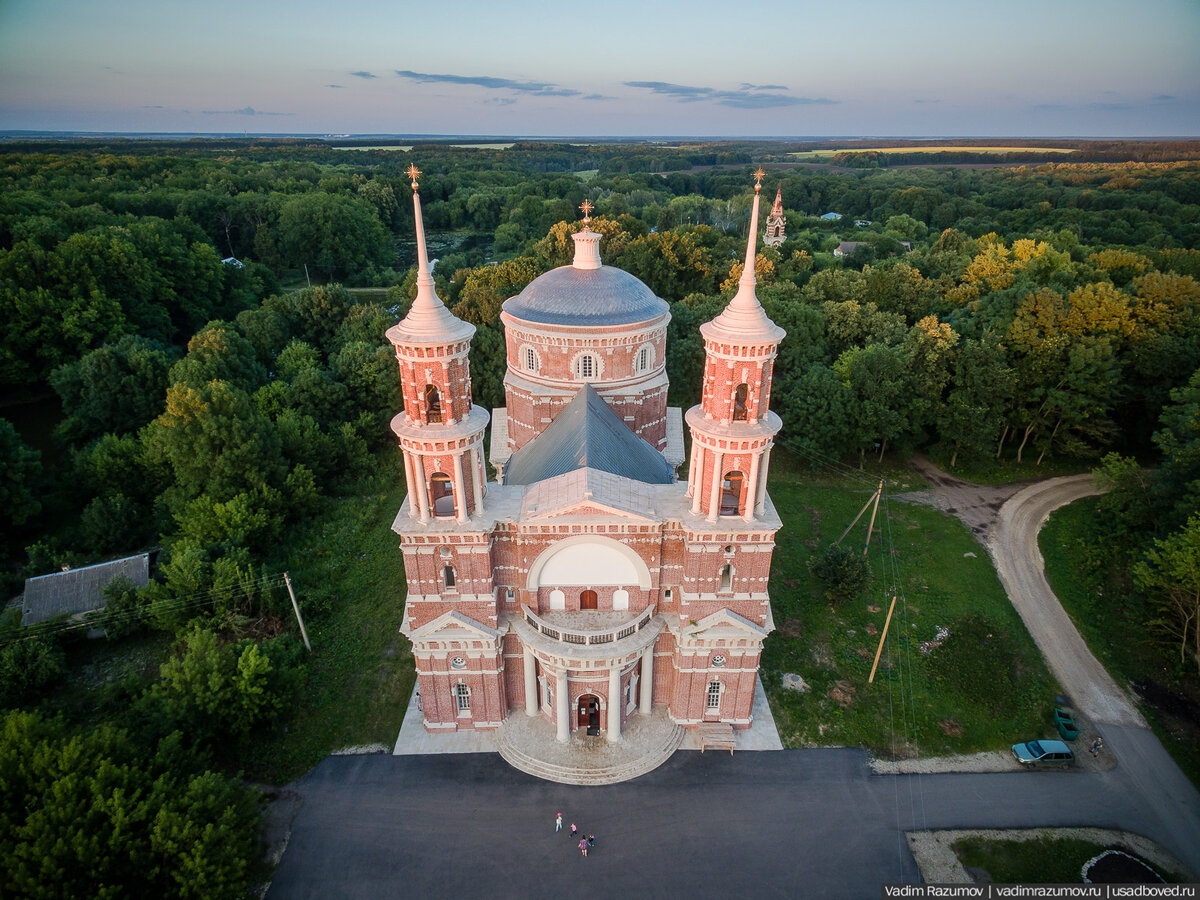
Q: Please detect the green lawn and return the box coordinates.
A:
[952,835,1179,884]
[762,452,1058,757]
[243,459,415,783]
[1041,498,1200,789]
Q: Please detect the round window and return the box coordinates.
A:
[712,655,726,667]
[450,657,466,669]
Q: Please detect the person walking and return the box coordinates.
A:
[588,835,595,852]
[1090,736,1104,757]
[579,838,588,857]
[570,823,578,838]
[555,812,562,832]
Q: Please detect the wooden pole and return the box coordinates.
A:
[863,478,884,555]
[868,594,897,684]
[836,482,883,547]
[284,572,312,652]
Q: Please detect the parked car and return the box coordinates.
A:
[1012,739,1075,767]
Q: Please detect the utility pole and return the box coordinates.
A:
[284,572,312,652]
[868,594,897,684]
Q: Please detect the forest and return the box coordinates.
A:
[1,137,1198,895]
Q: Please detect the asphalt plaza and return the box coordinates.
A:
[266,737,1194,900]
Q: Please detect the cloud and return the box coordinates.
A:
[326,84,344,89]
[395,69,580,97]
[912,99,941,104]
[583,94,615,101]
[350,71,377,79]
[485,97,518,106]
[625,80,834,109]
[1153,94,1176,102]
[201,106,294,117]
[740,82,788,91]
[141,104,164,109]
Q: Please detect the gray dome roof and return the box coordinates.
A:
[503,265,669,327]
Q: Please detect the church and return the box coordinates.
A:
[389,166,785,747]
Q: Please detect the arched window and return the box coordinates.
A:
[636,345,652,374]
[732,383,748,422]
[720,471,744,516]
[706,681,722,711]
[454,683,471,713]
[575,354,597,381]
[422,384,442,424]
[430,473,455,517]
[443,565,456,590]
[524,347,539,372]
[719,564,733,593]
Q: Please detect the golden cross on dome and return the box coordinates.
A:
[753,167,766,191]
[579,199,594,225]
[406,164,421,191]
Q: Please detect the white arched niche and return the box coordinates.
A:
[527,535,652,591]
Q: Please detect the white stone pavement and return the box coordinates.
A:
[393,674,783,758]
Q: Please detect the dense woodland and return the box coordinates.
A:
[1,138,1198,895]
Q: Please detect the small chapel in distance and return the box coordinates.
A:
[388,166,785,746]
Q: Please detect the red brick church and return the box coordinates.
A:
[389,166,784,745]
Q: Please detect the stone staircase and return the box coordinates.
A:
[495,716,685,786]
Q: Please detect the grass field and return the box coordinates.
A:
[1040,499,1200,789]
[762,452,1058,758]
[952,835,1179,884]
[791,146,1077,160]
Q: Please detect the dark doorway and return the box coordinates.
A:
[577,694,600,733]
[580,589,598,610]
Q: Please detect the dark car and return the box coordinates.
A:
[1012,739,1075,767]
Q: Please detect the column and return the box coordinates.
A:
[477,444,488,499]
[412,451,430,523]
[706,450,724,522]
[471,444,484,513]
[453,450,467,523]
[523,645,538,717]
[555,670,569,743]
[404,452,419,519]
[607,666,621,742]
[690,446,704,515]
[639,645,654,715]
[686,441,699,498]
[744,448,761,522]
[755,446,771,517]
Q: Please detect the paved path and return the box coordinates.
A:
[266,750,1194,899]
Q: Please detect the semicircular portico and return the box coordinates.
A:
[525,534,652,591]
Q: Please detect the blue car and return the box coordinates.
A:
[1012,739,1075,767]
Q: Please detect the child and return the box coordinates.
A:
[580,838,588,857]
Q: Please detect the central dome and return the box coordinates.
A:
[504,265,668,326]
[502,226,668,327]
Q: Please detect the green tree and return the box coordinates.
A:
[808,543,871,604]
[277,193,391,280]
[0,419,42,533]
[1134,515,1200,675]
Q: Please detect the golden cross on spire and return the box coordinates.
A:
[406,164,421,191]
[753,167,766,192]
[579,199,594,225]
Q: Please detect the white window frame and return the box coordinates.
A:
[719,564,733,593]
[706,680,722,711]
[572,352,601,382]
[454,683,471,716]
[443,565,457,592]
[635,344,653,374]
[522,345,540,373]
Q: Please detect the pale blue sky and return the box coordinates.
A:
[1,0,1197,136]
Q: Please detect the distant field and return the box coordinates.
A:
[791,146,1077,159]
[333,142,515,151]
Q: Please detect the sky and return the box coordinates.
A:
[1,0,1198,138]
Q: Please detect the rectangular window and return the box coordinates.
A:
[455,684,471,713]
[706,681,721,711]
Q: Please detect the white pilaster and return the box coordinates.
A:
[523,646,538,717]
[707,450,724,522]
[555,670,569,743]
[690,445,704,515]
[639,646,654,715]
[744,448,761,522]
[471,444,484,513]
[403,452,419,519]
[607,667,621,742]
[755,446,771,517]
[412,452,430,523]
[453,451,467,523]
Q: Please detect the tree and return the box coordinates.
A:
[1134,515,1200,675]
[937,336,1012,466]
[276,193,391,280]
[808,543,871,604]
[169,322,267,391]
[0,419,42,533]
[1151,368,1200,531]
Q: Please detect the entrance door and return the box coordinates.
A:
[580,589,598,610]
[576,694,600,732]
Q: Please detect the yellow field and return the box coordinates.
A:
[791,146,1076,159]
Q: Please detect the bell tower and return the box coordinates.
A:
[685,170,785,523]
[387,164,490,523]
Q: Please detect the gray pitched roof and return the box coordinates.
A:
[22,553,150,626]
[504,385,674,486]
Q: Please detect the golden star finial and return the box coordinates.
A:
[579,199,594,225]
[406,164,421,191]
[753,167,766,191]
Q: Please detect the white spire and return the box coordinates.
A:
[701,169,785,344]
[388,164,474,344]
